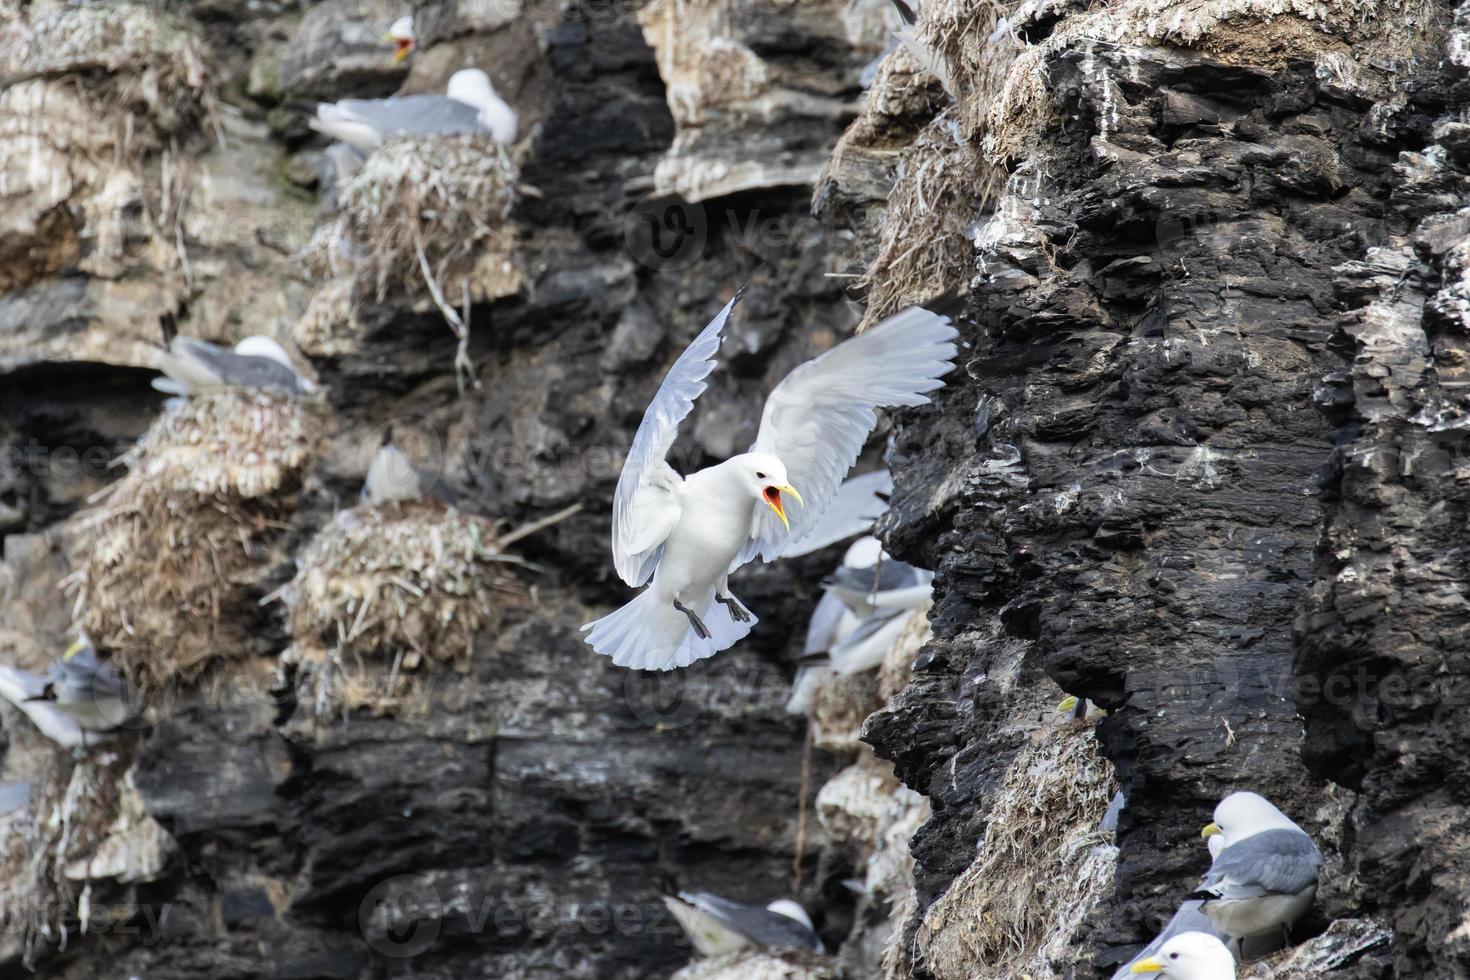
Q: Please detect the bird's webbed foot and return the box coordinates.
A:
[673,598,711,639]
[715,593,751,623]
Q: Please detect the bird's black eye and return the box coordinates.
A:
[1169,953,1179,960]
[756,471,766,479]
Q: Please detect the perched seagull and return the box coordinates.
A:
[889,0,956,97]
[310,68,518,152]
[1127,931,1236,979]
[0,639,128,749]
[778,469,893,559]
[822,536,932,675]
[30,638,134,733]
[1195,792,1322,946]
[663,891,824,956]
[152,335,314,396]
[583,293,957,671]
[361,429,455,506]
[385,15,415,64]
[1114,902,1231,979]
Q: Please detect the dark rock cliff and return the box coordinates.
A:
[3,0,1470,977]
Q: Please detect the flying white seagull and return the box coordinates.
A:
[1127,931,1236,979]
[663,891,824,956]
[153,336,314,396]
[1195,792,1322,945]
[310,68,518,152]
[582,292,957,671]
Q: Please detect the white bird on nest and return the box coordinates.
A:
[1196,791,1322,947]
[582,289,958,671]
[663,891,824,956]
[152,335,314,397]
[310,68,518,152]
[1126,931,1236,979]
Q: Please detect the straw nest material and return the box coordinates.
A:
[0,748,137,966]
[1,2,212,140]
[300,135,524,385]
[309,135,520,301]
[65,390,327,690]
[914,721,1118,979]
[282,503,526,673]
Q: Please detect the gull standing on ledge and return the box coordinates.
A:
[310,68,518,152]
[582,290,957,670]
[1195,791,1322,946]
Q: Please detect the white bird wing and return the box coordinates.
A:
[611,291,744,586]
[738,306,957,565]
[779,469,893,558]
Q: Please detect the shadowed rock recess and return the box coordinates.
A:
[1,0,1468,978]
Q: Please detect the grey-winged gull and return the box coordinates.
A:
[310,68,518,152]
[1195,792,1322,944]
[663,891,824,956]
[1114,901,1231,979]
[153,335,314,396]
[582,291,956,670]
[1127,931,1236,978]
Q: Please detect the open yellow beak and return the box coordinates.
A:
[1057,695,1079,714]
[1201,822,1222,840]
[386,36,413,63]
[1129,958,1165,974]
[762,484,802,531]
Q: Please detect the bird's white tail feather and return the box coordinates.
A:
[582,589,756,671]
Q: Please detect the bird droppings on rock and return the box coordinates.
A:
[64,390,327,690]
[0,748,136,967]
[914,722,1118,979]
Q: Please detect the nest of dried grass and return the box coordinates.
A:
[0,749,132,966]
[65,390,327,690]
[1,2,212,141]
[670,951,837,980]
[282,503,526,673]
[915,721,1118,979]
[301,135,524,385]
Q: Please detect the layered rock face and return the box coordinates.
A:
[4,0,1470,978]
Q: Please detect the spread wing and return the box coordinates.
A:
[779,469,893,558]
[1198,828,1322,900]
[610,292,743,586]
[738,307,957,564]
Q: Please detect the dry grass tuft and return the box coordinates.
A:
[915,721,1118,979]
[65,390,326,690]
[282,503,527,674]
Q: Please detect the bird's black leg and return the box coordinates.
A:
[715,593,751,623]
[673,599,711,639]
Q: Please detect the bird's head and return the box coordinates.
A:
[1203,790,1294,844]
[385,16,415,64]
[739,453,802,530]
[234,335,295,369]
[1129,930,1235,976]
